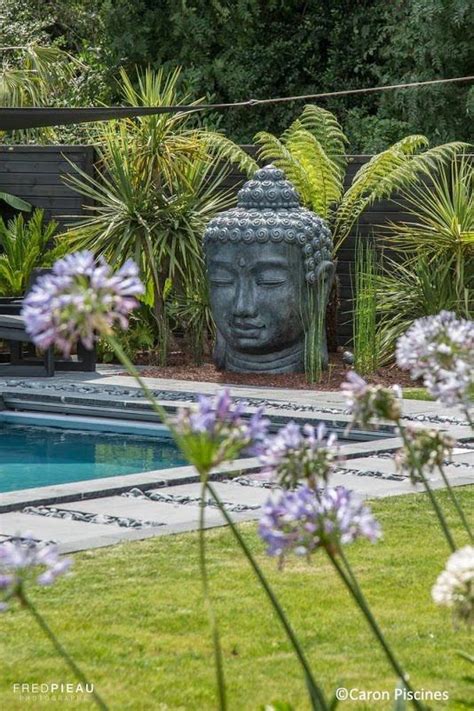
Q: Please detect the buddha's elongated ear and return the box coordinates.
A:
[315,260,336,306]
[213,328,227,370]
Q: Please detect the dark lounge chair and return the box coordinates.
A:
[0,269,96,377]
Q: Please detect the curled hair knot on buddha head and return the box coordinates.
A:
[203,164,333,285]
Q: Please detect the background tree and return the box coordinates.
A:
[98,0,473,150]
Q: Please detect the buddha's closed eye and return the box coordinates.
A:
[210,276,234,286]
[255,269,287,287]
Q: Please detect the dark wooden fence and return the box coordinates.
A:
[0,145,404,346]
[0,145,94,226]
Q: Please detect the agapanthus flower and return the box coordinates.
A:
[21,251,144,357]
[432,546,474,626]
[0,534,71,610]
[259,421,339,489]
[395,426,455,483]
[259,485,381,560]
[396,311,474,408]
[341,371,402,427]
[172,389,270,476]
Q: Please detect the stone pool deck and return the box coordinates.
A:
[0,367,472,553]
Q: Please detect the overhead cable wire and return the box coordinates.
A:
[0,75,472,130]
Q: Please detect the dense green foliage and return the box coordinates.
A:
[1,0,472,149]
[99,0,474,149]
[0,209,62,296]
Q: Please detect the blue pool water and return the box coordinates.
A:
[0,423,187,493]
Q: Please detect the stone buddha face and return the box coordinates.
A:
[207,240,307,356]
[204,164,334,374]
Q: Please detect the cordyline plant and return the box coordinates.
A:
[63,66,256,366]
[20,252,473,709]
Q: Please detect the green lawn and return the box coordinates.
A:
[1,488,473,710]
[402,388,434,401]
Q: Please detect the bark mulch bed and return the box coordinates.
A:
[125,352,416,391]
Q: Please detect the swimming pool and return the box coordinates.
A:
[0,403,396,500]
[0,422,187,493]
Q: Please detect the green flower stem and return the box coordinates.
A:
[18,589,108,710]
[437,464,473,542]
[463,408,474,429]
[109,335,326,707]
[199,481,227,711]
[108,338,228,707]
[326,548,426,711]
[397,421,457,553]
[206,482,328,711]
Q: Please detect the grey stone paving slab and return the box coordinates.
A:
[58,496,227,526]
[452,450,474,463]
[161,482,271,506]
[341,456,473,479]
[0,512,122,543]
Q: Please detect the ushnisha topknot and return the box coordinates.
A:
[203,164,333,284]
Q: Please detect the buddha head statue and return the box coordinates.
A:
[203,165,334,374]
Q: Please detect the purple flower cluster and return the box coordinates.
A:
[341,371,402,426]
[395,426,455,483]
[259,421,339,489]
[173,389,269,475]
[259,485,381,559]
[396,311,474,408]
[0,534,71,610]
[22,251,144,356]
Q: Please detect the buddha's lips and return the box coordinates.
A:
[231,320,265,335]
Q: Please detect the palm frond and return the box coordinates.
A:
[291,104,348,172]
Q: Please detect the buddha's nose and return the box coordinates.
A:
[233,280,257,318]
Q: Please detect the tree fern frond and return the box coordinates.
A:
[254,131,314,205]
[286,129,343,218]
[404,141,470,177]
[297,105,348,170]
[203,131,259,176]
[332,137,466,251]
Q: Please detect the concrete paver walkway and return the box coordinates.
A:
[0,368,472,553]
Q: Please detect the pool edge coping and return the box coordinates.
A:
[0,436,406,512]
